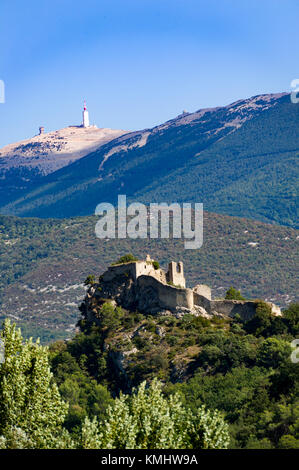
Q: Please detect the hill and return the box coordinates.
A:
[1,93,298,228]
[0,211,297,342]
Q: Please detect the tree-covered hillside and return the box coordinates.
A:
[0,212,298,342]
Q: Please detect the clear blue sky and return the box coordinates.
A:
[0,0,298,147]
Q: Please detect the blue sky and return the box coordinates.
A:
[0,0,298,147]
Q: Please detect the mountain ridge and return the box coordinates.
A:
[0,92,298,229]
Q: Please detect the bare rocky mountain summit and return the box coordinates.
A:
[0,125,128,176]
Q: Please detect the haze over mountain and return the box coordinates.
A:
[0,92,298,228]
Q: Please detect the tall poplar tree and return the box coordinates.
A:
[0,320,71,448]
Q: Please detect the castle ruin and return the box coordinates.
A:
[83,255,281,322]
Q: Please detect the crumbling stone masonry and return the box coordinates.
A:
[84,256,281,321]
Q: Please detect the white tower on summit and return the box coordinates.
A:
[82,100,90,128]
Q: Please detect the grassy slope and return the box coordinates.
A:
[0,212,298,342]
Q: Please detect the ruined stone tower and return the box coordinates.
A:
[167,261,186,288]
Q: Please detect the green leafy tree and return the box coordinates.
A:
[0,320,71,448]
[225,287,245,300]
[283,303,299,335]
[278,435,299,449]
[100,303,124,331]
[256,338,292,369]
[79,379,230,449]
[259,401,299,446]
[245,301,272,336]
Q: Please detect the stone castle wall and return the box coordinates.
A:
[209,299,257,321]
[103,261,166,284]
[102,262,137,282]
[97,259,281,321]
[193,284,212,300]
[137,275,194,312]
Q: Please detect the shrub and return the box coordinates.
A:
[112,254,138,265]
[152,261,160,270]
[84,274,95,286]
[166,335,179,346]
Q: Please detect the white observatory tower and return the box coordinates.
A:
[82,100,90,128]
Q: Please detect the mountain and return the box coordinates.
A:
[1,92,298,227]
[0,125,127,207]
[0,211,297,342]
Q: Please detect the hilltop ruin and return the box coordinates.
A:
[81,255,281,323]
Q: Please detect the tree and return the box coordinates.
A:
[259,401,299,447]
[257,338,292,369]
[245,301,272,336]
[100,303,124,331]
[0,320,71,448]
[278,435,299,449]
[79,379,230,449]
[225,287,245,301]
[283,303,299,335]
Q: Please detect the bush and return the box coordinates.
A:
[84,275,95,286]
[152,261,160,270]
[166,335,179,346]
[112,254,138,265]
